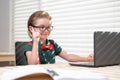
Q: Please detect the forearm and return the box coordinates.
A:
[66,54,89,62]
[28,41,39,64]
[59,51,93,62]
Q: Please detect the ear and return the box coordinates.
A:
[29,26,33,32]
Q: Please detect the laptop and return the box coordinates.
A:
[69,31,120,67]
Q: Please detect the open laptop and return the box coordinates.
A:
[69,31,120,67]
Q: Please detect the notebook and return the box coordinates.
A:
[2,65,108,80]
[69,31,120,67]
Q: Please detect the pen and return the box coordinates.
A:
[47,69,59,76]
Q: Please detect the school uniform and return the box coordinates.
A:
[24,39,62,64]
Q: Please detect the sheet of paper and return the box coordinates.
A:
[53,69,108,80]
[1,65,108,80]
[1,65,49,80]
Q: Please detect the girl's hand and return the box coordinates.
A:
[31,27,41,42]
[87,54,94,62]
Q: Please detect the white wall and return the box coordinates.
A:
[0,0,10,52]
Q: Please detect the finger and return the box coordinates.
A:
[37,37,40,42]
[31,27,35,33]
[90,53,94,57]
[34,28,38,32]
[36,28,41,33]
[88,54,92,57]
[35,28,41,36]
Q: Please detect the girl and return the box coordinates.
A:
[24,10,93,64]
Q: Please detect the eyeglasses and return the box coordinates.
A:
[31,25,53,32]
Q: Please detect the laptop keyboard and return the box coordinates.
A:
[69,62,94,66]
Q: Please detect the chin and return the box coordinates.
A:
[41,34,49,39]
[41,36,48,39]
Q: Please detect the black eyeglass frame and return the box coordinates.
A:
[31,24,53,32]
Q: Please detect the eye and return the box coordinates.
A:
[41,26,45,29]
[47,27,50,29]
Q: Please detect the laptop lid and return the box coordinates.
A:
[94,31,120,67]
[69,31,120,67]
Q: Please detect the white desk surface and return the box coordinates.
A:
[0,62,120,80]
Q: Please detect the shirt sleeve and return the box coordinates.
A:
[50,39,62,55]
[24,43,32,56]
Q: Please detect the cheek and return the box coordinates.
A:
[46,32,50,37]
[41,32,51,37]
[47,32,51,35]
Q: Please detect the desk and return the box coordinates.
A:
[0,52,15,61]
[0,63,120,80]
[0,52,15,66]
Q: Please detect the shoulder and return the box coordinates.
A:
[49,39,62,55]
[27,41,33,46]
[24,41,33,47]
[48,39,59,46]
[24,41,33,51]
[48,39,56,44]
[49,39,55,43]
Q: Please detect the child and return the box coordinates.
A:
[24,10,94,64]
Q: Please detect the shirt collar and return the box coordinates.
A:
[32,39,50,46]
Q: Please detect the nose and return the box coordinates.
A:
[44,28,49,32]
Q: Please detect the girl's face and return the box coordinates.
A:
[31,18,52,40]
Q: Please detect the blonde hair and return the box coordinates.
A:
[27,10,52,38]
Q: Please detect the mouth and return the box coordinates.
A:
[41,34,48,36]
